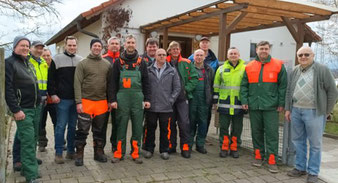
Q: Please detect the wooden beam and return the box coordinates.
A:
[203,7,221,13]
[224,11,248,35]
[169,29,214,36]
[281,16,299,43]
[225,34,231,60]
[142,3,248,32]
[144,32,150,46]
[169,26,217,34]
[209,11,282,21]
[230,15,331,34]
[174,24,219,30]
[218,13,227,61]
[0,47,6,183]
[245,5,310,19]
[235,0,332,16]
[169,30,212,36]
[163,28,169,50]
[295,23,305,65]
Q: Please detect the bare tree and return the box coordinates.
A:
[0,0,62,48]
[309,0,338,57]
[0,0,61,18]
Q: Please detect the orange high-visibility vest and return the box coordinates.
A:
[245,58,283,83]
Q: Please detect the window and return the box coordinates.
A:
[250,43,257,60]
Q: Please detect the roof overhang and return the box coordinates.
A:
[45,0,123,45]
[140,0,338,41]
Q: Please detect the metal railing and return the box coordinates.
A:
[213,111,294,165]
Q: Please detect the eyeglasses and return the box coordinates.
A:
[157,54,167,57]
[298,53,310,57]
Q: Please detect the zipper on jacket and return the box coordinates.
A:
[25,60,38,108]
[17,89,22,106]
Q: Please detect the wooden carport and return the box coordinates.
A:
[140,0,338,64]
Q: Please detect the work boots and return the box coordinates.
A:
[94,141,107,163]
[75,144,85,166]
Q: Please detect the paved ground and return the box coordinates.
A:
[6,116,327,183]
[321,137,338,183]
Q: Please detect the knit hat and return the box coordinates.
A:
[13,36,30,49]
[90,38,103,48]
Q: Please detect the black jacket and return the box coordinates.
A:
[47,52,82,99]
[107,50,150,102]
[204,64,215,106]
[5,52,41,113]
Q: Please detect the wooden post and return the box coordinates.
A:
[144,32,150,47]
[0,47,6,183]
[295,23,305,65]
[218,13,227,61]
[163,28,168,51]
[225,33,231,60]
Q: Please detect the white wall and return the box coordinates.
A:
[55,0,217,56]
[53,0,298,69]
[55,19,102,58]
[122,0,218,28]
[210,26,297,71]
[108,0,218,53]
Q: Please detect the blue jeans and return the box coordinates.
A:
[54,99,77,155]
[291,107,326,175]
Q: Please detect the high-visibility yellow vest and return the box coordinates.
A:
[28,54,48,93]
[213,59,245,115]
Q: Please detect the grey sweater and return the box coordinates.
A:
[285,62,338,115]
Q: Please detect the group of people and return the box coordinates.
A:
[5,34,337,183]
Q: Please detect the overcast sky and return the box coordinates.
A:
[55,0,107,29]
[1,0,107,53]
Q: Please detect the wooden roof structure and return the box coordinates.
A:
[140,0,338,62]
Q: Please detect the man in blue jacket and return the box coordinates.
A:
[188,37,219,72]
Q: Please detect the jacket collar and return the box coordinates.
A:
[225,59,245,68]
[64,51,75,58]
[12,52,28,62]
[87,53,102,60]
[166,55,183,62]
[255,55,271,64]
[103,50,120,59]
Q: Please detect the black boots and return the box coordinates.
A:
[181,150,191,158]
[230,151,239,158]
[94,141,107,163]
[196,146,207,154]
[219,150,228,158]
[75,144,85,166]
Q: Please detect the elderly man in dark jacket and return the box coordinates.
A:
[143,49,181,160]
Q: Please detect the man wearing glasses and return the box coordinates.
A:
[240,41,287,173]
[143,48,181,160]
[285,46,338,183]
